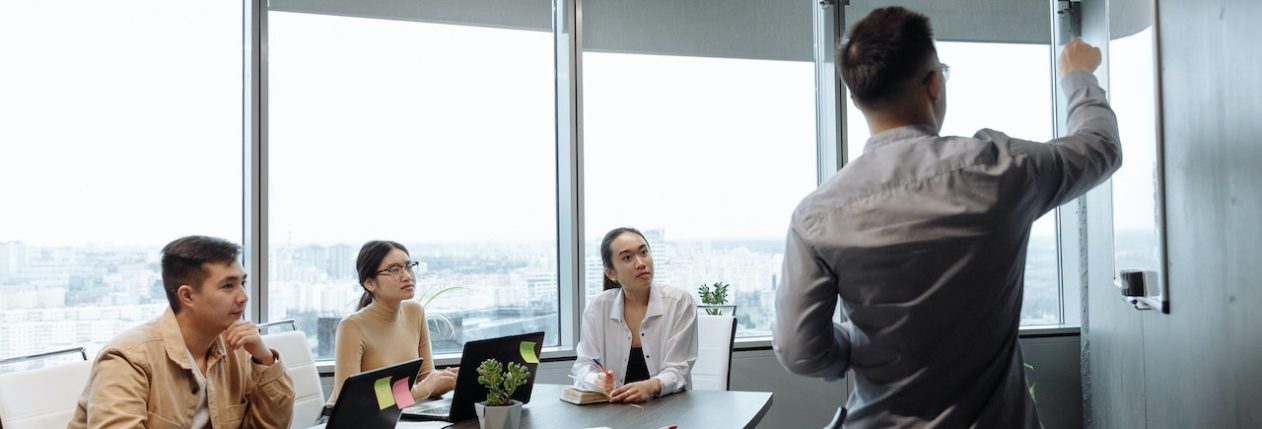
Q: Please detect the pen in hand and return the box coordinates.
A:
[588,360,643,407]
[591,358,616,396]
[592,358,612,378]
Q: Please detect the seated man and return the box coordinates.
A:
[69,236,294,429]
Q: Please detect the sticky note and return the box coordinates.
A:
[374,377,396,410]
[392,377,416,408]
[520,341,539,364]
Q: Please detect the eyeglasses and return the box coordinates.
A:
[931,63,951,82]
[376,261,420,278]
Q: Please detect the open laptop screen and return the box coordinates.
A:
[324,357,424,429]
[407,332,544,422]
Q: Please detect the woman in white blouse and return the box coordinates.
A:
[572,227,699,403]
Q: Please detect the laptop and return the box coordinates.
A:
[402,332,545,422]
[305,357,424,429]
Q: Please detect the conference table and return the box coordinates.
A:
[442,383,773,429]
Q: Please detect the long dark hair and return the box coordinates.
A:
[599,227,649,291]
[356,240,409,310]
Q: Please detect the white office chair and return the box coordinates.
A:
[0,347,93,429]
[693,306,737,391]
[259,320,324,429]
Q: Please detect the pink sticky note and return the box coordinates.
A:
[392,378,416,409]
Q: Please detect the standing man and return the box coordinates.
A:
[773,7,1117,428]
[70,236,294,429]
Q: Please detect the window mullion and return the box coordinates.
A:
[555,0,584,350]
[244,0,269,324]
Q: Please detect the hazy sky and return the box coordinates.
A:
[0,1,243,247]
[1,5,1158,248]
[848,41,1059,238]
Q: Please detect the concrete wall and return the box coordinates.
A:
[319,333,1082,428]
[1084,0,1262,427]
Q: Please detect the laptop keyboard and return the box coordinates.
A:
[404,404,450,415]
[420,405,450,415]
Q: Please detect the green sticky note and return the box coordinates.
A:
[374,376,396,410]
[520,341,539,364]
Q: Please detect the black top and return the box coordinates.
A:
[625,346,650,383]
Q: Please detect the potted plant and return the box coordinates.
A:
[474,358,531,429]
[698,281,731,315]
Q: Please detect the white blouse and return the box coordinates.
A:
[572,285,699,396]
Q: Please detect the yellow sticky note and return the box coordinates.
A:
[520,341,539,364]
[374,377,396,410]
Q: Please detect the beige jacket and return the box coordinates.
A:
[68,309,294,429]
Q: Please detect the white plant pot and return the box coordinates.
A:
[474,400,523,429]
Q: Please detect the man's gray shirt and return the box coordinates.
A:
[773,71,1120,428]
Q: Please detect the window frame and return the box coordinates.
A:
[0,0,249,367]
[0,0,1081,368]
[828,1,1082,330]
[240,0,1082,367]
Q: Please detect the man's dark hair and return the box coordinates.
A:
[839,7,937,107]
[161,236,241,312]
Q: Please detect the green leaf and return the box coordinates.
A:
[420,286,469,307]
[476,358,533,406]
[698,281,731,306]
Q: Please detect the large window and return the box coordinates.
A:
[265,10,558,359]
[582,53,816,337]
[0,1,243,365]
[579,0,816,338]
[844,41,1061,325]
[3,1,1084,369]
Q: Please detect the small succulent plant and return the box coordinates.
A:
[476,358,530,406]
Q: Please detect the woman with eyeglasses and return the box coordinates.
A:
[325,240,458,411]
[572,227,699,403]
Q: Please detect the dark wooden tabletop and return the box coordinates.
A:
[444,383,773,429]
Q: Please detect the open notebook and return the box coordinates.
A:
[560,386,609,405]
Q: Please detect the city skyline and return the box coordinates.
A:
[0,229,1074,363]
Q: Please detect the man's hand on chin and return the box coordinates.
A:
[225,320,276,365]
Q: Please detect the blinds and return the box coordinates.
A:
[268,0,552,32]
[1109,0,1154,39]
[581,0,813,62]
[269,0,1055,62]
[268,0,814,61]
[845,0,1051,45]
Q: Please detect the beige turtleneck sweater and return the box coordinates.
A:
[327,300,436,405]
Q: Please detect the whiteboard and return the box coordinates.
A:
[1108,0,1168,313]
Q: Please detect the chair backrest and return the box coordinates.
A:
[0,351,92,429]
[692,314,737,391]
[261,329,324,429]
